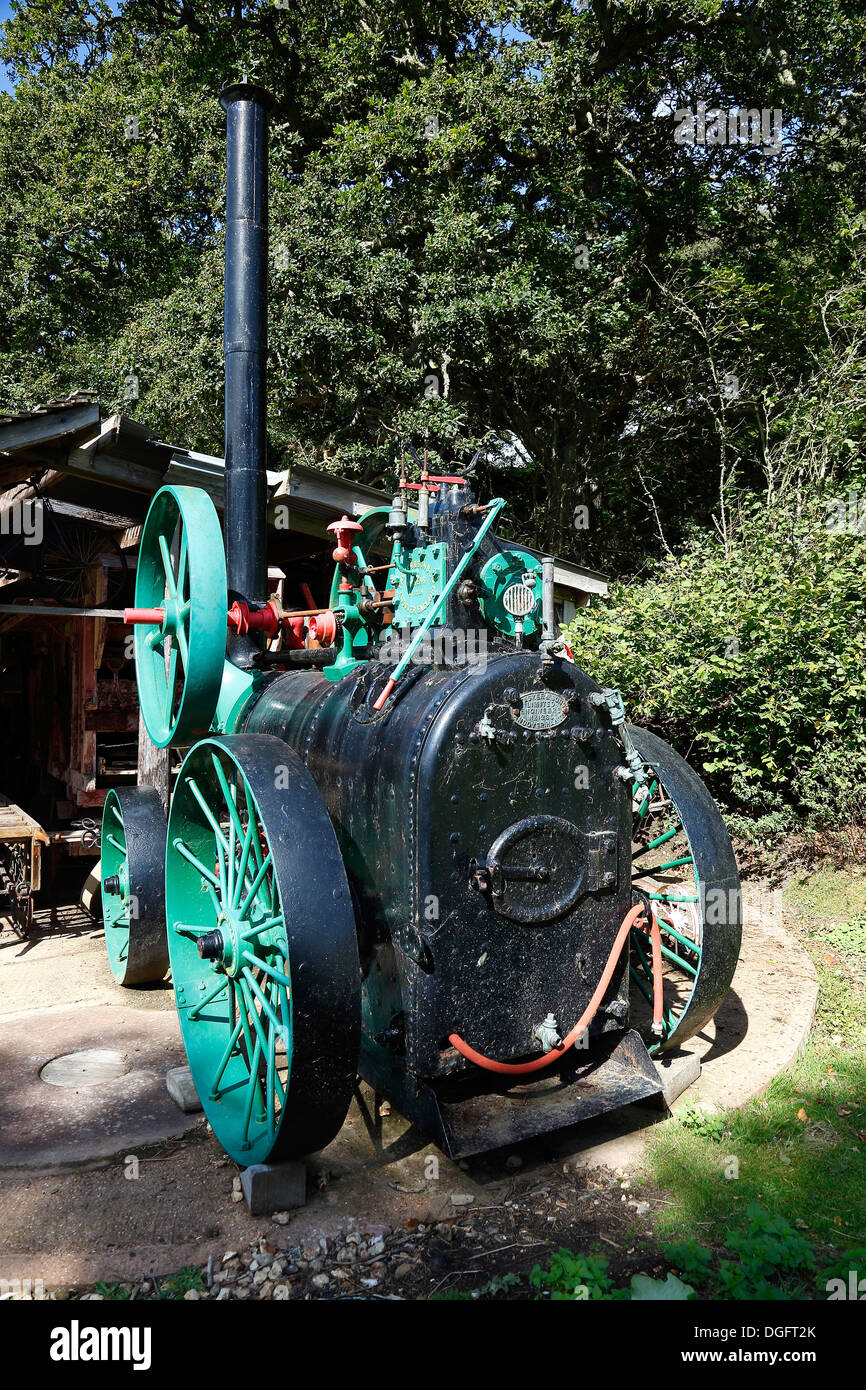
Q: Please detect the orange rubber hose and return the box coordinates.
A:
[448,903,647,1075]
[649,912,664,1033]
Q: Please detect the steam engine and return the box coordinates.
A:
[101,81,740,1166]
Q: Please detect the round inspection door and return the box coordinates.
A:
[479,816,584,924]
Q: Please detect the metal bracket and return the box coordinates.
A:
[589,687,650,789]
[584,830,618,891]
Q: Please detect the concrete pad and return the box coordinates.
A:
[689,909,817,1112]
[0,1005,201,1167]
[0,908,174,1017]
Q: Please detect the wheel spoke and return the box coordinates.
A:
[183,774,229,903]
[232,817,257,910]
[185,777,231,859]
[242,966,288,1041]
[636,779,658,820]
[655,914,702,957]
[242,949,291,989]
[173,836,220,889]
[241,779,264,874]
[164,641,179,722]
[210,1015,244,1099]
[176,528,188,596]
[158,533,178,599]
[633,854,694,877]
[240,915,284,941]
[211,754,245,899]
[632,826,678,860]
[238,852,274,920]
[189,975,230,1019]
[240,1033,264,1142]
[265,1014,276,1138]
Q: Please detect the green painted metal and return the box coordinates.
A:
[101,790,131,983]
[326,509,387,681]
[133,485,227,747]
[477,548,543,638]
[384,498,505,694]
[389,542,448,627]
[99,787,168,985]
[212,660,262,734]
[166,739,292,1164]
[326,506,392,614]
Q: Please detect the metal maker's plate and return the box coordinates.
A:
[512,690,568,730]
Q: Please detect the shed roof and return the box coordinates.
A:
[0,402,607,598]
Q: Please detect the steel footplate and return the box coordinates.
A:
[360,1028,664,1159]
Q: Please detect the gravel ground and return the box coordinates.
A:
[37,1161,668,1302]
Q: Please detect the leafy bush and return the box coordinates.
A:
[564,491,866,831]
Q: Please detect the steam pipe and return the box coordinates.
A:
[540,554,557,667]
[220,79,273,664]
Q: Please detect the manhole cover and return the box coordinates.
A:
[40,1049,131,1088]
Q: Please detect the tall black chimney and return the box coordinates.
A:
[220,80,273,659]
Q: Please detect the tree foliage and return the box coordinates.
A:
[0,1,864,568]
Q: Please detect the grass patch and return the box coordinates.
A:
[647,1045,866,1256]
[785,866,866,923]
[641,874,866,1296]
[93,1266,204,1301]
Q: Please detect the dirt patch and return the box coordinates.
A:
[60,1159,668,1301]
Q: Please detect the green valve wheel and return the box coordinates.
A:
[166,734,361,1165]
[628,726,741,1053]
[132,485,227,748]
[101,787,168,985]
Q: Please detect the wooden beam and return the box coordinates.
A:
[0,402,100,455]
[34,498,139,531]
[64,446,164,495]
[137,709,170,814]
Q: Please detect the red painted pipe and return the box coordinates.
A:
[124,607,165,625]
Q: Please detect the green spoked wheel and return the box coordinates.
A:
[101,787,168,985]
[133,485,227,748]
[627,726,741,1053]
[166,734,361,1165]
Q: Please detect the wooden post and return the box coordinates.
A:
[137,709,170,814]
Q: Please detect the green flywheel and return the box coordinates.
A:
[166,735,360,1165]
[133,485,227,748]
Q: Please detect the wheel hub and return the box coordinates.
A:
[198,911,246,977]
